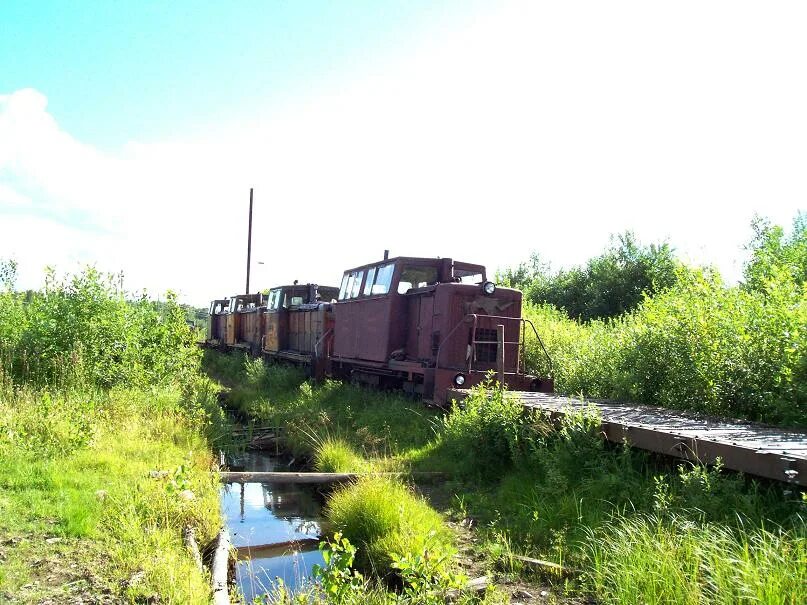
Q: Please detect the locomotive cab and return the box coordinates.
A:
[262,284,339,367]
[205,298,230,347]
[227,293,265,354]
[331,256,552,404]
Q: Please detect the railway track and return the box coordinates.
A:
[447,389,807,487]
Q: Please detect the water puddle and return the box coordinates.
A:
[221,452,325,602]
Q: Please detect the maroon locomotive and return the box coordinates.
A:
[206,255,552,405]
[327,255,552,404]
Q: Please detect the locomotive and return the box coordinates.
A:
[206,255,553,405]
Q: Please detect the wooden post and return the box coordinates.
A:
[245,188,253,294]
[496,324,505,389]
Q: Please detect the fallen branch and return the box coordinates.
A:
[211,527,231,605]
[218,471,445,484]
[182,525,203,573]
[512,554,578,577]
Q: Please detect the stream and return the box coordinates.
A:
[220,451,325,602]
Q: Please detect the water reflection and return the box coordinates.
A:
[220,453,325,602]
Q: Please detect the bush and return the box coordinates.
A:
[434,380,524,480]
[0,263,200,390]
[522,265,807,426]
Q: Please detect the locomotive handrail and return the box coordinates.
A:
[435,313,553,378]
[314,328,334,359]
[522,318,553,377]
[434,315,474,371]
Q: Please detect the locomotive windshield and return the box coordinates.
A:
[338,270,365,300]
[267,288,283,310]
[398,265,438,293]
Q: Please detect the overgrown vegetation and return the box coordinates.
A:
[499,231,678,321]
[0,262,224,604]
[211,356,806,604]
[516,214,807,427]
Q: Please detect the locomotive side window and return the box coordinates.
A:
[372,263,394,295]
[363,267,377,296]
[338,274,350,300]
[339,271,365,300]
[349,270,364,298]
[397,266,438,294]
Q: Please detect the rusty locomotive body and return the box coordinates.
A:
[205,255,552,404]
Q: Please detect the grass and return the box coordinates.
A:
[207,351,807,604]
[585,514,807,605]
[0,383,222,604]
[313,437,369,473]
[325,476,453,576]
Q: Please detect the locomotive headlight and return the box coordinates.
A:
[453,373,466,387]
[482,281,496,295]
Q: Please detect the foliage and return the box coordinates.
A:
[584,514,807,605]
[0,263,200,390]
[392,540,465,603]
[312,532,365,603]
[204,350,438,466]
[500,232,678,321]
[433,378,523,481]
[522,263,807,426]
[0,385,221,603]
[744,212,807,291]
[314,437,368,473]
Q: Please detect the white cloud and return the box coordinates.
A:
[1,1,806,304]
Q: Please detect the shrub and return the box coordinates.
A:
[0,263,200,391]
[435,380,523,480]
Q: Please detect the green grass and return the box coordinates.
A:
[325,476,454,577]
[585,514,807,605]
[208,352,807,604]
[313,437,369,473]
[0,384,222,604]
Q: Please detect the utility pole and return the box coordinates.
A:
[245,188,253,294]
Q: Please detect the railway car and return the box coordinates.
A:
[327,256,552,405]
[226,293,265,355]
[262,283,339,376]
[205,298,230,347]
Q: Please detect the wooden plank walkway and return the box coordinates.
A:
[447,389,807,487]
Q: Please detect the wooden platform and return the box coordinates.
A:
[447,389,807,487]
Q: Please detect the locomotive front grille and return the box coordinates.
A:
[474,327,498,363]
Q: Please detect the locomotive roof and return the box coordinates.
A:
[341,256,485,273]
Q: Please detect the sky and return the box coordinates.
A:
[1,1,805,306]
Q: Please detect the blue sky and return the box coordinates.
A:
[1,1,479,147]
[1,1,805,304]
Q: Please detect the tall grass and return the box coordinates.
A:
[0,262,222,603]
[585,514,807,605]
[325,477,453,577]
[0,385,221,603]
[524,267,807,426]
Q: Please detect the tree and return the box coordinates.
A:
[743,213,807,291]
[507,232,679,321]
